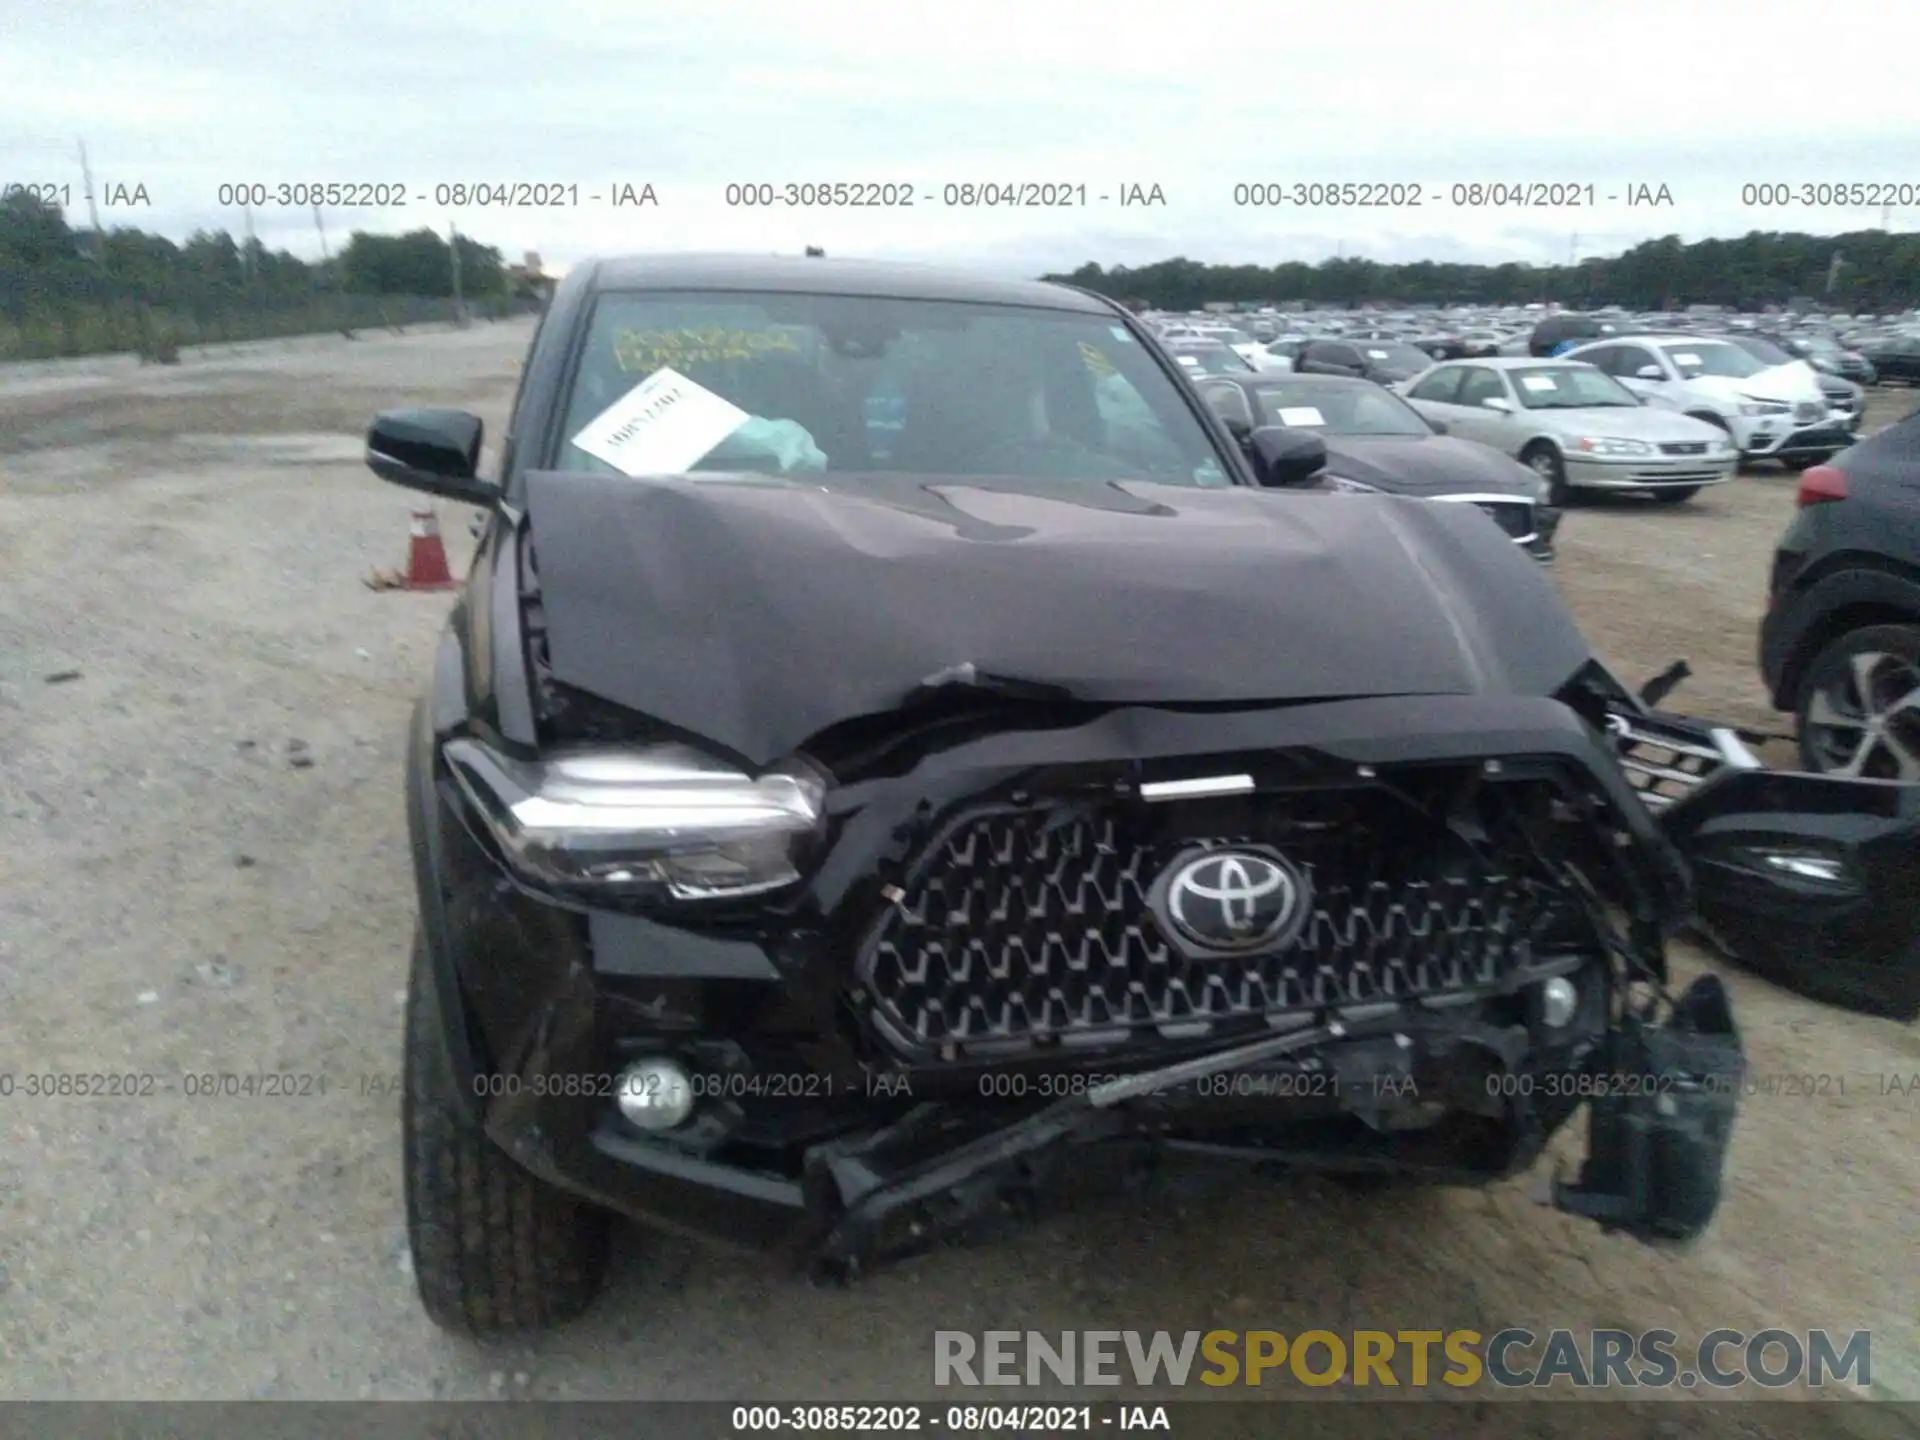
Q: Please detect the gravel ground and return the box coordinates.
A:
[1,322,1915,1426]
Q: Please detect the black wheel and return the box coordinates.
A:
[1780,455,1833,472]
[1521,442,1569,506]
[402,928,611,1335]
[1794,623,1920,780]
[1648,486,1701,504]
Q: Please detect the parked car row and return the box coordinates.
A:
[1400,357,1738,505]
[1147,325,1752,513]
[1142,304,1920,392]
[1190,370,1561,559]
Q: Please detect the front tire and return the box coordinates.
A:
[1521,442,1570,506]
[1794,623,1920,780]
[402,928,611,1335]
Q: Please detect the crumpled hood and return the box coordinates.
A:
[1683,359,1825,406]
[522,469,1595,766]
[1323,435,1539,496]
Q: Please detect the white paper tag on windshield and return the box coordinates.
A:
[1177,354,1200,367]
[570,367,750,476]
[1520,375,1557,392]
[1366,349,1389,359]
[1277,406,1325,426]
[1672,353,1700,366]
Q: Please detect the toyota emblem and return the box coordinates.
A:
[1150,846,1311,956]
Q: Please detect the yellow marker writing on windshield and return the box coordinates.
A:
[1078,341,1116,376]
[613,326,801,373]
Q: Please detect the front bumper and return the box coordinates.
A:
[547,934,1743,1278]
[1765,420,1854,461]
[418,694,1740,1274]
[1563,453,1737,491]
[1739,415,1850,459]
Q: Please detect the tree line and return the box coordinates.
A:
[0,190,539,359]
[1042,229,1920,312]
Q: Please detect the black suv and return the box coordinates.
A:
[1761,409,1920,780]
[1293,337,1432,384]
[363,252,1920,1336]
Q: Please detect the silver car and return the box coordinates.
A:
[1399,357,1739,505]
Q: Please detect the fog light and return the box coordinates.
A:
[1541,976,1578,1029]
[615,1057,694,1131]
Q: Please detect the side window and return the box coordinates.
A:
[1578,344,1622,375]
[1619,346,1661,378]
[1407,367,1463,403]
[1076,344,1197,473]
[1455,367,1507,407]
[1199,382,1254,428]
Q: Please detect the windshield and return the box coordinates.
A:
[1659,341,1763,380]
[1169,342,1254,375]
[1198,327,1253,345]
[1362,343,1433,372]
[1249,380,1432,436]
[1735,336,1795,366]
[553,291,1231,487]
[1799,335,1842,355]
[1509,365,1641,409]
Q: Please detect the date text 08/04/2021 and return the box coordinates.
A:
[728,1404,1164,1432]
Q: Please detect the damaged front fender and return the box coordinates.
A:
[1659,768,1920,1022]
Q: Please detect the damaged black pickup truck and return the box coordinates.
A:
[365,254,1917,1337]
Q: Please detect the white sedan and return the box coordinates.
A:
[1399,356,1738,506]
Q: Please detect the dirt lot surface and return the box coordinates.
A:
[2,322,1915,1428]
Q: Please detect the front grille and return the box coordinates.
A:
[1607,713,1761,810]
[1659,441,1708,456]
[1624,468,1723,483]
[858,779,1591,1058]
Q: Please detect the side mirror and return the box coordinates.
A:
[1247,427,1328,487]
[1636,365,1665,380]
[1428,419,1450,435]
[365,408,498,506]
[1481,396,1513,413]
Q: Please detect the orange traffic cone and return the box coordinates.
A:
[365,504,458,591]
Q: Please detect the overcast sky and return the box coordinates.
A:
[5,0,1916,277]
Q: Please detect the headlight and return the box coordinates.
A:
[1323,474,1380,493]
[1571,436,1652,456]
[442,738,826,899]
[1736,398,1790,416]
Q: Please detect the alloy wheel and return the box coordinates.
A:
[1803,650,1920,780]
